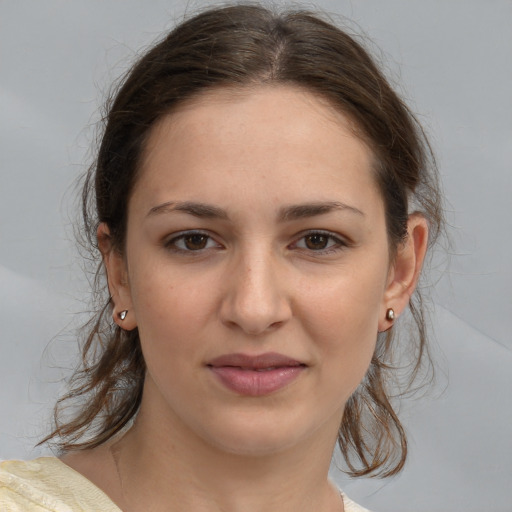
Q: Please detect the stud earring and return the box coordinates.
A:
[118,310,128,321]
[385,308,395,321]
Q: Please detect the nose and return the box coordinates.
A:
[220,248,292,336]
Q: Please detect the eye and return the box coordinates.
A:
[292,231,346,253]
[165,231,220,252]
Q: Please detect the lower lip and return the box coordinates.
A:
[209,366,305,396]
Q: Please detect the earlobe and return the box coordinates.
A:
[379,214,429,330]
[97,223,137,330]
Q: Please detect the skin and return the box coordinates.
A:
[63,85,428,512]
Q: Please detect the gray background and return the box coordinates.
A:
[1,1,511,511]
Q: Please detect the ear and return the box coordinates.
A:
[379,213,429,331]
[97,223,137,330]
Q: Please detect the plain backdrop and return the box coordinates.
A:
[1,1,511,511]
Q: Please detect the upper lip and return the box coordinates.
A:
[207,352,305,370]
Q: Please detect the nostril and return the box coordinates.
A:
[219,267,292,335]
[221,317,285,336]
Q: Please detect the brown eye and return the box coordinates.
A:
[166,231,219,253]
[292,231,346,254]
[183,234,209,250]
[304,233,329,250]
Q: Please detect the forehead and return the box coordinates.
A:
[133,85,382,217]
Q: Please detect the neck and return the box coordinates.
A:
[112,383,343,512]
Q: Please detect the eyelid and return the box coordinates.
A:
[163,228,350,255]
[164,229,223,253]
[290,229,349,254]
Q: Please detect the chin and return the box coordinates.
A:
[206,429,302,457]
[193,406,332,458]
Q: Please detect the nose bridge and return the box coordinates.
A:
[221,240,290,335]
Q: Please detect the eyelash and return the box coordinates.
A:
[290,230,348,255]
[163,230,348,255]
[164,230,221,254]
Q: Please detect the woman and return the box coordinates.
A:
[0,4,442,511]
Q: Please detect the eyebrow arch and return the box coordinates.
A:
[147,201,229,219]
[147,200,364,221]
[278,201,364,221]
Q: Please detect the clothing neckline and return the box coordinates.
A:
[2,456,369,512]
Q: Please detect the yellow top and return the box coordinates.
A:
[0,458,120,512]
[0,457,371,512]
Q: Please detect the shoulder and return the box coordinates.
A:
[0,457,121,512]
[341,491,373,512]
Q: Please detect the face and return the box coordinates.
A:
[106,86,404,457]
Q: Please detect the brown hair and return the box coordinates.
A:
[43,3,443,478]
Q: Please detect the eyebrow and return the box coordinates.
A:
[278,201,365,221]
[147,201,229,219]
[146,200,364,220]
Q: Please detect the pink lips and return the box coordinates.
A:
[207,352,306,396]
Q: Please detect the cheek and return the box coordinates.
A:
[131,251,215,320]
[128,261,218,364]
[300,266,385,338]
[131,275,213,405]
[298,268,385,386]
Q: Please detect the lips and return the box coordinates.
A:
[207,352,306,396]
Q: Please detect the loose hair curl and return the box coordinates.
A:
[43,3,443,478]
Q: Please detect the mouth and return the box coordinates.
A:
[206,352,307,396]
